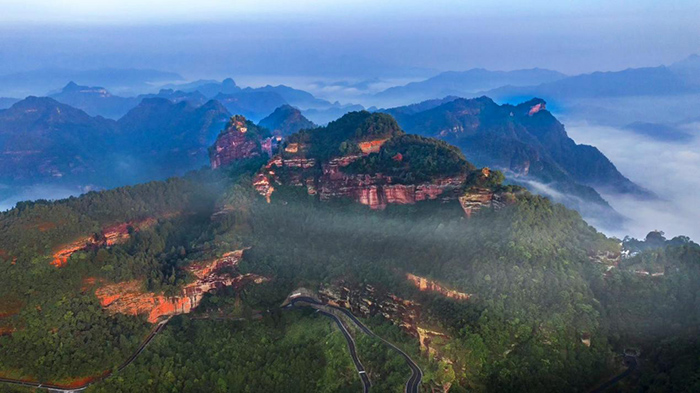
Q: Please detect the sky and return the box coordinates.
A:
[1,0,699,79]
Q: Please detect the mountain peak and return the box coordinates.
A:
[7,96,77,115]
[221,78,237,89]
[258,105,316,136]
[63,81,81,91]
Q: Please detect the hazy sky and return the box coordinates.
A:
[1,0,699,78]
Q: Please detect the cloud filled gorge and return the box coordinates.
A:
[566,121,700,242]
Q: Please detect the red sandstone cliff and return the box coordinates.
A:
[318,282,456,366]
[406,273,471,301]
[209,116,263,169]
[51,217,161,267]
[95,250,267,323]
[254,137,467,210]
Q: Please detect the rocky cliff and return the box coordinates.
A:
[209,115,268,169]
[405,273,471,300]
[318,282,456,366]
[252,111,502,211]
[51,217,160,267]
[95,250,267,323]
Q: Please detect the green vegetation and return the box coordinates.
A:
[240,185,615,392]
[85,311,361,393]
[1,111,699,393]
[344,134,476,183]
[0,169,233,383]
[285,111,403,160]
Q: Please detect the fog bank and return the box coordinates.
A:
[566,121,700,241]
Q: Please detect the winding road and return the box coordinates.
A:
[288,295,423,393]
[2,295,424,393]
[317,309,372,393]
[0,318,170,392]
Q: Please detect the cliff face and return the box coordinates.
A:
[255,137,469,210]
[95,250,267,323]
[318,153,467,209]
[51,217,159,267]
[319,283,420,334]
[458,187,512,217]
[250,112,514,215]
[406,273,471,300]
[318,282,456,364]
[209,116,264,169]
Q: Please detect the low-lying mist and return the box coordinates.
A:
[566,120,700,241]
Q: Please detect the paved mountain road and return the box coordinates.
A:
[288,295,423,393]
[0,319,169,392]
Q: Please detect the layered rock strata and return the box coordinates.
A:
[406,273,471,300]
[95,250,267,323]
[51,217,159,267]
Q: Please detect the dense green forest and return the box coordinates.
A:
[284,111,403,160]
[343,134,476,183]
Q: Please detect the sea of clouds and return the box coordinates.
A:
[566,120,700,241]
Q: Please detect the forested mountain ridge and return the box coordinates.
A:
[0,110,698,393]
[0,96,118,183]
[374,68,567,106]
[258,104,317,137]
[383,96,652,228]
[0,96,230,189]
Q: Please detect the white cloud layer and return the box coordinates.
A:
[566,121,700,241]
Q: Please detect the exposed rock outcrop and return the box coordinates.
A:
[588,250,621,266]
[209,116,264,169]
[358,138,389,154]
[51,217,160,267]
[318,282,455,364]
[319,283,420,335]
[256,149,467,210]
[459,187,510,218]
[406,273,471,301]
[95,250,267,323]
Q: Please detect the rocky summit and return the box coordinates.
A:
[209,115,271,168]
[211,110,517,215]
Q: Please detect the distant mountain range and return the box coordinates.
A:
[0,96,323,193]
[0,92,648,229]
[2,64,683,228]
[0,96,230,189]
[383,96,654,228]
[485,64,700,101]
[0,67,183,97]
[373,55,700,108]
[374,68,567,107]
[370,55,700,140]
[37,78,365,124]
